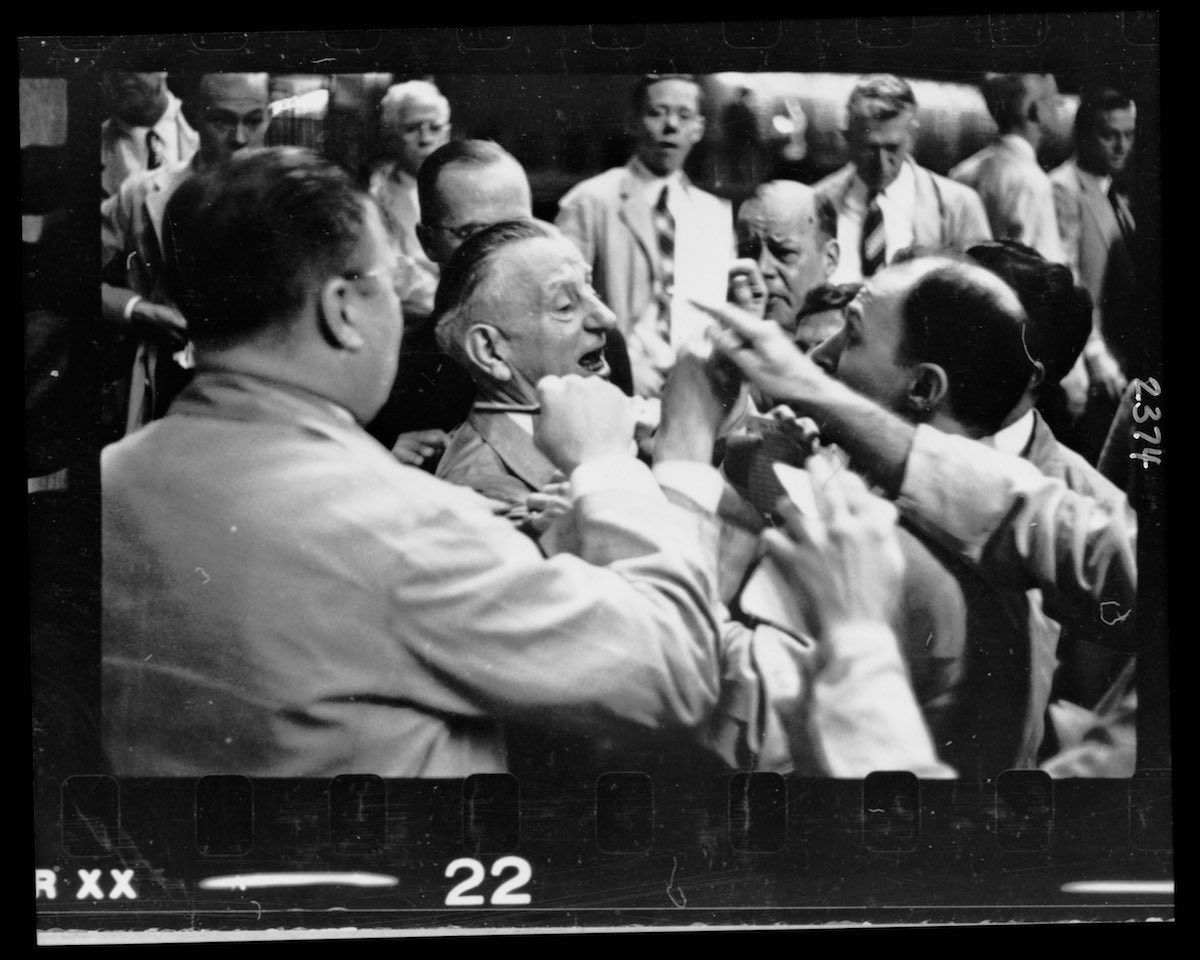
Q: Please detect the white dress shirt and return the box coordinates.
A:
[830,159,918,284]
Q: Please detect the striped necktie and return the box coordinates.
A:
[861,190,886,278]
[145,129,165,170]
[1108,182,1136,250]
[653,185,675,341]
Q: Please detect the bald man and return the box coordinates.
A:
[734,180,840,342]
[101,72,271,435]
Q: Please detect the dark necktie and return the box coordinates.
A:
[861,190,886,278]
[1108,182,1136,250]
[653,185,675,341]
[145,129,165,171]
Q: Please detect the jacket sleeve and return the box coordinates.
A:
[947,181,994,249]
[896,425,1137,651]
[383,457,726,736]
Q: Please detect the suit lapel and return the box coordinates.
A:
[473,412,560,492]
[617,164,658,273]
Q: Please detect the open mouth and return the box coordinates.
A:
[578,347,610,377]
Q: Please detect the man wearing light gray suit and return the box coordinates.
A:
[556,74,735,398]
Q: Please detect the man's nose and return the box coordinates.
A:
[661,114,679,134]
[809,336,839,374]
[585,295,618,331]
[232,122,250,147]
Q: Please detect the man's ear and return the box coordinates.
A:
[691,114,707,143]
[905,362,949,417]
[1028,359,1046,393]
[822,238,840,279]
[464,323,513,382]
[317,275,366,352]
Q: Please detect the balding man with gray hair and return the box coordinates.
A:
[734,180,840,339]
[369,79,453,324]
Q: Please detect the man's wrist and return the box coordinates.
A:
[123,294,144,322]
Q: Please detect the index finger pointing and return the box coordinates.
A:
[688,298,764,342]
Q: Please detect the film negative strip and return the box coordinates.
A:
[26,17,1170,941]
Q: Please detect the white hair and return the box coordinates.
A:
[379,80,450,129]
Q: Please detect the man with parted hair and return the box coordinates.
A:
[817,74,991,285]
[369,79,453,325]
[1050,85,1140,417]
[950,72,1066,263]
[557,73,735,398]
[100,71,271,437]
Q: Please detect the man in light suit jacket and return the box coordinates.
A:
[1050,86,1139,404]
[100,72,271,437]
[105,151,946,778]
[557,74,735,398]
[816,74,992,285]
[950,72,1066,263]
[100,72,199,198]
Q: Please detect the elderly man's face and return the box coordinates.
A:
[846,109,916,192]
[634,79,706,176]
[737,190,836,334]
[193,74,271,167]
[393,102,451,177]
[810,266,917,415]
[422,160,532,265]
[1082,106,1137,177]
[103,72,169,127]
[480,236,617,394]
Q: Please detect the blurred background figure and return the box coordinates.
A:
[369,80,453,326]
[100,71,198,198]
[951,73,1066,263]
[1050,85,1142,464]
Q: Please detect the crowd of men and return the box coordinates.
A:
[95,70,1148,780]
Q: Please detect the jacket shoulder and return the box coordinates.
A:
[813,164,854,198]
[557,166,628,207]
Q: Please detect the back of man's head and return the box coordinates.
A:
[966,240,1092,387]
[165,146,367,342]
[845,74,917,124]
[417,139,523,225]
[898,258,1035,435]
[980,72,1052,133]
[432,218,558,370]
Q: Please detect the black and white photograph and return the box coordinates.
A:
[26,18,1170,941]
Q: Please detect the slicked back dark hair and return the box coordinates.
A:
[164,146,368,341]
[897,262,1035,435]
[417,138,522,225]
[631,73,703,114]
[966,240,1093,387]
[432,218,558,369]
[1074,84,1136,146]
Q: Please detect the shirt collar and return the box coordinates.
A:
[630,156,688,195]
[1073,160,1112,196]
[1001,133,1037,163]
[986,408,1036,458]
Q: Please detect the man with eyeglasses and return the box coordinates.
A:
[557,74,734,399]
[368,80,452,328]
